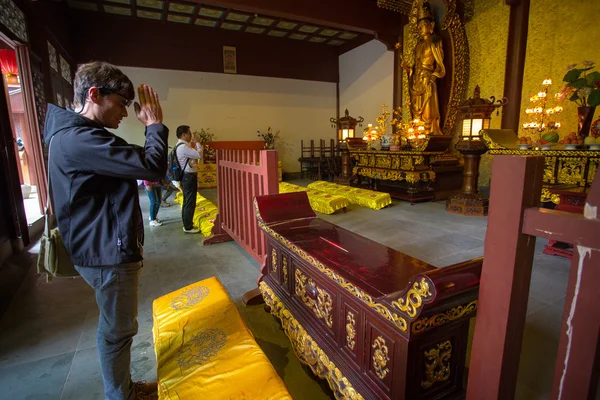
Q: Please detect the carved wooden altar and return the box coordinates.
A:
[349,136,463,203]
[483,130,599,203]
[255,192,481,400]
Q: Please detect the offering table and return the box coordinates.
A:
[255,192,481,400]
[348,136,463,204]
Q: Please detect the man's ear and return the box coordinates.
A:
[87,87,102,105]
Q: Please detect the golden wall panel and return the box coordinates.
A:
[465,0,509,187]
[520,0,600,140]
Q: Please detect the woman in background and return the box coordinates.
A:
[144,180,163,226]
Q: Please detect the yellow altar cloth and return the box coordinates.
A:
[279,182,348,214]
[198,161,283,189]
[307,181,392,210]
[173,193,217,236]
[153,277,291,400]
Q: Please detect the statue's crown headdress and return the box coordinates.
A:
[418,1,434,22]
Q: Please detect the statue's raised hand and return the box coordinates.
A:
[134,84,163,126]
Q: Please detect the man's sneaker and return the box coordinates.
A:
[149,220,163,227]
[134,381,158,399]
[183,227,200,234]
[161,201,171,207]
[155,218,162,223]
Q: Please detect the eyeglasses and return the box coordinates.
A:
[97,87,133,107]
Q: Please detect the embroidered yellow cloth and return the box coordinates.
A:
[197,161,282,188]
[307,181,392,210]
[279,182,348,214]
[153,277,291,400]
[173,193,217,236]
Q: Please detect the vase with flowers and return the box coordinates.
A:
[193,128,216,163]
[556,61,600,137]
[257,127,280,149]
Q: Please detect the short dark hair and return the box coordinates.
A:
[176,125,190,138]
[73,62,134,109]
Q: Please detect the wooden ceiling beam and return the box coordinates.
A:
[188,0,404,36]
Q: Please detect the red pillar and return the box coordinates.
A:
[466,155,544,400]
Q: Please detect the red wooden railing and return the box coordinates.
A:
[466,155,599,400]
[204,149,279,265]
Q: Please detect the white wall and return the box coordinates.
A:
[338,40,394,135]
[113,67,337,173]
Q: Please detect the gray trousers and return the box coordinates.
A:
[75,262,142,400]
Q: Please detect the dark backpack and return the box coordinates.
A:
[167,143,189,182]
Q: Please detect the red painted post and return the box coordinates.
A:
[466,155,544,400]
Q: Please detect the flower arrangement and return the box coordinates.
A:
[557,61,600,107]
[194,128,215,144]
[193,128,216,162]
[257,127,280,149]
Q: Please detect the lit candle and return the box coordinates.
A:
[418,126,425,132]
[408,128,414,133]
[542,79,552,86]
[538,92,546,98]
[555,122,561,128]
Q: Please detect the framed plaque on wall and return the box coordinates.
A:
[223,46,237,74]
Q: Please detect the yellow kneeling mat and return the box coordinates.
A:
[153,277,291,400]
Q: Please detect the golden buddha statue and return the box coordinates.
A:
[401,1,446,135]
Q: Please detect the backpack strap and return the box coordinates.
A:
[174,142,191,173]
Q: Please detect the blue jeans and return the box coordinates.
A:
[75,262,142,400]
[145,186,162,221]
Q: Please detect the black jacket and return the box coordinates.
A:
[44,104,169,266]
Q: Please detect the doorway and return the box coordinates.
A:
[0,41,43,229]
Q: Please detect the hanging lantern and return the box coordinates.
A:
[0,49,19,85]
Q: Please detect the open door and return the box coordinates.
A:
[0,58,29,248]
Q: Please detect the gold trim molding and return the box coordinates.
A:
[391,278,431,318]
[260,282,365,400]
[421,340,452,389]
[412,300,477,334]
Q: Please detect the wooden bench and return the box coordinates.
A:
[152,276,292,399]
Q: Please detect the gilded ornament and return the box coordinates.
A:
[411,300,477,334]
[260,282,365,400]
[540,187,552,203]
[254,201,408,333]
[557,158,586,186]
[544,157,557,184]
[295,269,333,328]
[346,312,356,351]
[588,159,599,184]
[372,336,390,380]
[392,277,432,318]
[282,257,288,284]
[272,248,278,274]
[481,131,507,150]
[421,340,452,389]
[400,156,414,170]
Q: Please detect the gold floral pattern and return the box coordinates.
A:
[176,327,227,367]
[372,336,390,380]
[412,300,477,334]
[271,248,278,274]
[282,257,288,284]
[346,312,356,351]
[170,286,210,310]
[295,269,333,328]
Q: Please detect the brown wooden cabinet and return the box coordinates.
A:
[256,192,481,399]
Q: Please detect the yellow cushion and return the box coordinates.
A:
[308,181,392,210]
[279,182,348,214]
[153,277,291,400]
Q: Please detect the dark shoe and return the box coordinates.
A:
[134,381,158,399]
